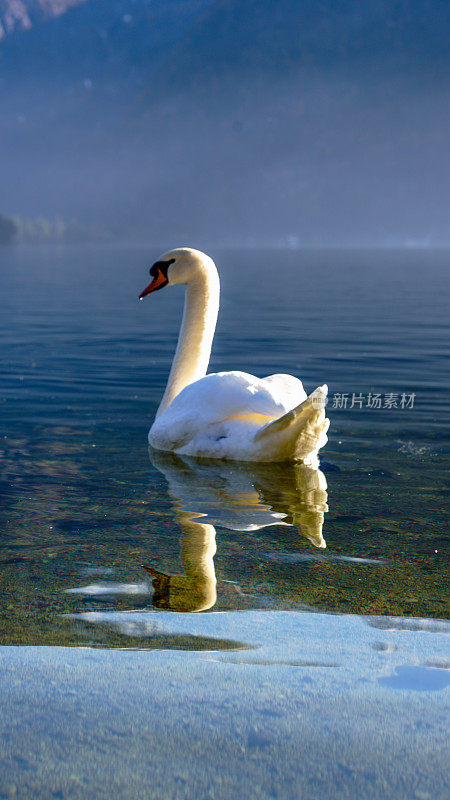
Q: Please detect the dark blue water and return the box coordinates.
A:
[0,244,449,644]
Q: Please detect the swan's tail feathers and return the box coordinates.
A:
[253,385,329,464]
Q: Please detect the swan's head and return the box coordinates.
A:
[139,247,216,299]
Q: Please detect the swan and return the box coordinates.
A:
[139,248,329,463]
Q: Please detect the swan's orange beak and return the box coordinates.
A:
[139,269,167,299]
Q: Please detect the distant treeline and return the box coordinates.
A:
[0,214,17,244]
[0,213,113,244]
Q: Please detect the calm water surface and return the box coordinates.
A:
[0,244,449,647]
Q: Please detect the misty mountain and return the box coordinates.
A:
[137,0,449,241]
[156,0,449,89]
[4,0,447,92]
[0,0,87,40]
[1,0,449,243]
[0,0,214,82]
[0,0,214,225]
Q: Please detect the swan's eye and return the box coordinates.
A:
[139,258,175,299]
[149,258,175,279]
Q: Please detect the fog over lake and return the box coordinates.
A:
[0,0,449,244]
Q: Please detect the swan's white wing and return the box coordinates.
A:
[149,370,306,451]
[260,373,307,410]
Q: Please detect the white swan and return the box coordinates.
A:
[139,248,329,463]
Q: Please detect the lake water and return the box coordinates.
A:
[0,244,449,798]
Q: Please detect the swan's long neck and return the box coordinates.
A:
[156,266,220,417]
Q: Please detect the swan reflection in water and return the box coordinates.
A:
[143,449,329,612]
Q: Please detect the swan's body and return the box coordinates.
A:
[140,248,329,463]
[149,369,327,462]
